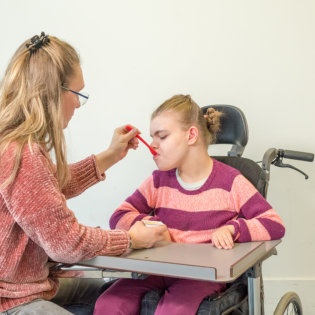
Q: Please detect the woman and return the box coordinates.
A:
[0,32,167,315]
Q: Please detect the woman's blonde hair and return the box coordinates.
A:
[0,33,80,188]
[151,94,222,146]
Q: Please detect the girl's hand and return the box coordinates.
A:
[211,225,235,250]
[95,125,140,173]
[128,221,168,249]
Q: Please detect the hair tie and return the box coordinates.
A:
[26,32,50,53]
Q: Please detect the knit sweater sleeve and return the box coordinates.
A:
[109,175,158,230]
[61,155,105,199]
[1,144,129,263]
[226,174,285,242]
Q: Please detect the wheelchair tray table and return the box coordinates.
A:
[76,240,280,283]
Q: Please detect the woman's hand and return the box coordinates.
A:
[128,221,169,249]
[162,229,172,242]
[95,125,140,173]
[211,225,235,250]
[108,125,140,161]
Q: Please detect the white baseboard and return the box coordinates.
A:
[263,279,315,315]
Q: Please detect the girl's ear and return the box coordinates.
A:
[187,126,199,145]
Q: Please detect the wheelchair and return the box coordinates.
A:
[132,104,314,315]
[63,104,314,314]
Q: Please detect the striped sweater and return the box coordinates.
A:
[0,143,129,312]
[110,159,285,243]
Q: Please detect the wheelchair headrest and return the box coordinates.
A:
[202,105,249,157]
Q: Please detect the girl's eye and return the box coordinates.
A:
[160,135,167,140]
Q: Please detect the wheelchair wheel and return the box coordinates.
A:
[274,292,302,315]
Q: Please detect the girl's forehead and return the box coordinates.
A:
[152,111,181,123]
[150,112,183,135]
[151,112,177,127]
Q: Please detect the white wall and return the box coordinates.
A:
[1,0,315,313]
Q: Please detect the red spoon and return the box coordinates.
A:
[126,125,157,156]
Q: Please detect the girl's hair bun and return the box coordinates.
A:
[204,107,223,143]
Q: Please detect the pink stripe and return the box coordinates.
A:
[231,175,257,209]
[169,228,215,243]
[141,186,234,212]
[138,176,156,208]
[115,202,140,230]
[256,209,284,225]
[246,220,271,241]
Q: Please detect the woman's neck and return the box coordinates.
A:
[177,149,213,183]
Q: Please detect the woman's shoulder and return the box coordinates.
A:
[1,141,51,168]
[0,142,52,185]
[20,142,50,161]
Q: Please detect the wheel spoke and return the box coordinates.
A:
[274,292,302,315]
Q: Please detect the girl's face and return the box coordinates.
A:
[61,65,85,128]
[150,111,190,171]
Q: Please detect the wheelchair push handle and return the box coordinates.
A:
[262,148,314,181]
[280,149,314,162]
[271,149,314,180]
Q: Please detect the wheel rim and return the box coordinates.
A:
[283,300,300,315]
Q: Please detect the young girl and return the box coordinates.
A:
[0,32,167,315]
[94,94,285,315]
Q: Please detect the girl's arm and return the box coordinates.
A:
[110,175,160,230]
[227,174,285,242]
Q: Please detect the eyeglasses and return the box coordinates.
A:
[62,86,89,106]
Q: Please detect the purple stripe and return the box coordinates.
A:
[125,190,153,214]
[110,189,153,229]
[155,208,237,231]
[258,218,285,239]
[153,169,177,189]
[237,218,251,242]
[109,210,130,229]
[240,192,271,219]
[152,159,240,194]
[206,159,240,191]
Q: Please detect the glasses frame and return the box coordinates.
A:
[62,86,89,106]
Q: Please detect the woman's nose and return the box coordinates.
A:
[75,97,81,108]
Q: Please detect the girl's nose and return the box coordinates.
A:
[151,140,158,149]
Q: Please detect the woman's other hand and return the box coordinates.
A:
[128,221,169,249]
[211,225,235,250]
[95,125,139,173]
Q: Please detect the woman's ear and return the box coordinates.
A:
[187,126,199,145]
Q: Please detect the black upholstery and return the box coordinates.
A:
[214,156,267,198]
[202,105,248,157]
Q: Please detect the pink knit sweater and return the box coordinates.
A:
[0,143,129,312]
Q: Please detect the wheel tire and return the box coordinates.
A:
[274,292,302,315]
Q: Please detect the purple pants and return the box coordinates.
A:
[94,275,226,315]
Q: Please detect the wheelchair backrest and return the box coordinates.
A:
[202,104,248,157]
[202,105,267,198]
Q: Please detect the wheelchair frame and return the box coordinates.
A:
[59,105,314,315]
